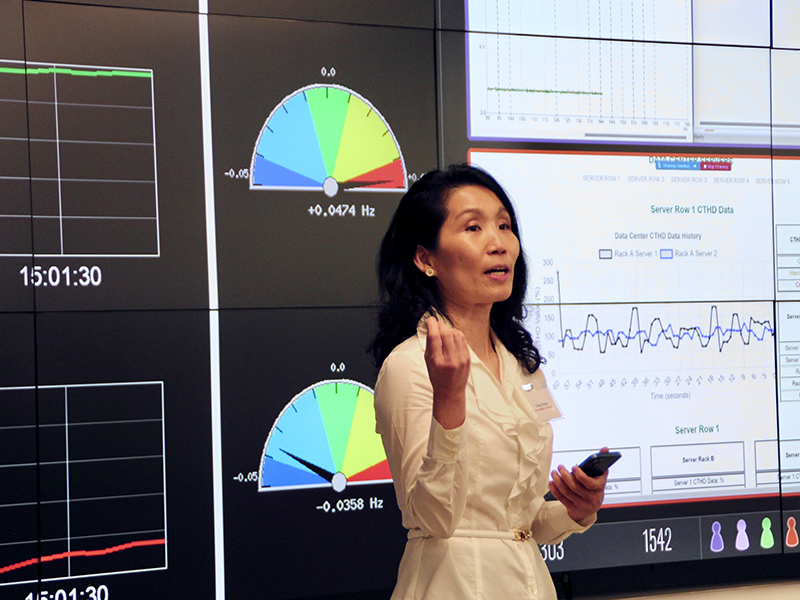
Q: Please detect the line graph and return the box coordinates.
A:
[560,305,775,353]
[0,59,159,258]
[468,32,692,142]
[464,1,694,142]
[0,382,167,586]
[487,86,602,97]
[531,300,776,391]
[529,299,778,505]
[0,539,165,575]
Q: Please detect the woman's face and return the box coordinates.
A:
[415,185,520,313]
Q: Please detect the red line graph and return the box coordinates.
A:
[0,539,166,575]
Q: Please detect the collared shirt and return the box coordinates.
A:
[374,319,594,599]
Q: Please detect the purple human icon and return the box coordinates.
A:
[710,521,724,553]
[735,519,749,551]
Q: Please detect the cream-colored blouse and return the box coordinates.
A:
[374,320,595,600]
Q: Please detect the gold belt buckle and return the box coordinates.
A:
[514,529,532,542]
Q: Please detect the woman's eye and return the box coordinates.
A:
[466,224,480,232]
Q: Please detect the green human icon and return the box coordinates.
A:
[760,517,775,549]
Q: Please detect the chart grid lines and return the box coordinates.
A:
[0,59,161,258]
[0,381,168,587]
[54,69,65,255]
[64,388,72,577]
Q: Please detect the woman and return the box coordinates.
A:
[371,164,607,599]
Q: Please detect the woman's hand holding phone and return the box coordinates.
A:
[546,448,618,524]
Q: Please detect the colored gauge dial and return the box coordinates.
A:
[250,84,408,197]
[259,379,391,492]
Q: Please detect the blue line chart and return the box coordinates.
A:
[560,305,775,353]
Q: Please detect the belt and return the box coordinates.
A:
[407,528,533,542]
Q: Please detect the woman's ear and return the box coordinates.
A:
[414,245,434,277]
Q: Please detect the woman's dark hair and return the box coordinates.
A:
[369,163,542,373]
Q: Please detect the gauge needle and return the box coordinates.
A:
[338,179,392,190]
[281,449,335,482]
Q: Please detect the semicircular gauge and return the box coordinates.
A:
[259,379,391,493]
[250,84,408,197]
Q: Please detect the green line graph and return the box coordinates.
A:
[0,65,152,78]
[0,58,159,258]
[488,86,602,96]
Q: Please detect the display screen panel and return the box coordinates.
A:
[0,2,33,311]
[456,0,799,147]
[435,0,799,579]
[461,145,785,571]
[4,1,210,313]
[208,14,437,309]
[0,310,215,598]
[218,307,404,600]
[0,314,37,600]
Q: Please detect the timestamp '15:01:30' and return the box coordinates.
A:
[20,265,102,287]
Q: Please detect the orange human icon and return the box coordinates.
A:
[787,516,799,548]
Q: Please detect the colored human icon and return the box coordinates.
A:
[787,516,799,548]
[710,521,724,552]
[760,517,775,550]
[735,519,749,551]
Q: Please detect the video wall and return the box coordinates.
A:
[1,1,798,599]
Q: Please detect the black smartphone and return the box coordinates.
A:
[544,451,621,501]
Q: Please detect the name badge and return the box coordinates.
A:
[521,383,564,422]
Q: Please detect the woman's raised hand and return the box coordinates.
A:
[424,317,470,430]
